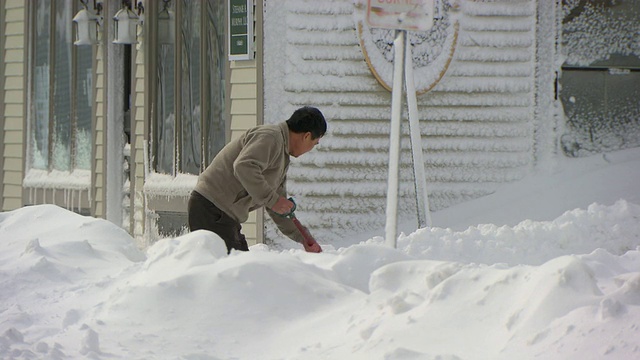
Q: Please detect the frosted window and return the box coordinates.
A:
[560,70,640,156]
[560,0,640,157]
[205,0,226,163]
[562,0,640,67]
[156,23,176,174]
[29,0,93,171]
[181,0,203,175]
[76,46,93,170]
[32,0,51,170]
[52,0,73,171]
[153,0,226,175]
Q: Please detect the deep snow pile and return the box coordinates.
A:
[1,196,640,359]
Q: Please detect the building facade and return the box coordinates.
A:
[1,0,638,247]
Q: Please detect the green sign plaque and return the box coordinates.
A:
[228,0,253,60]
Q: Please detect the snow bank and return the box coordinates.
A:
[1,200,640,359]
[396,200,640,266]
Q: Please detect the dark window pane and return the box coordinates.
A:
[153,0,227,176]
[32,0,51,169]
[156,44,177,174]
[52,0,73,171]
[76,45,93,170]
[560,0,640,156]
[561,70,640,156]
[180,0,203,175]
[205,0,226,164]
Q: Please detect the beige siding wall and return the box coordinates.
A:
[229,60,260,244]
[131,43,146,245]
[93,39,106,218]
[1,0,25,211]
[0,1,3,196]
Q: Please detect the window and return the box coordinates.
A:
[559,0,640,157]
[153,0,227,176]
[29,0,93,171]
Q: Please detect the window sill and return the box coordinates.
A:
[23,169,91,190]
[143,172,197,213]
[143,172,197,198]
[22,169,91,212]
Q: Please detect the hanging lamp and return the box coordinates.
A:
[73,0,102,46]
[113,1,140,44]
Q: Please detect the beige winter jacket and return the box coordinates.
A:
[194,122,304,243]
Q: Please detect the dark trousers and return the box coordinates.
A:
[188,191,249,253]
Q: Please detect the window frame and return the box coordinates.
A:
[559,0,640,157]
[26,0,96,173]
[23,0,96,213]
[148,0,230,177]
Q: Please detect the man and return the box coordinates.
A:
[188,106,326,253]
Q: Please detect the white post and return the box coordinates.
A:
[106,0,125,229]
[385,30,406,248]
[405,42,433,228]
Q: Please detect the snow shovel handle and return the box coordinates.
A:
[274,198,315,246]
[291,216,315,246]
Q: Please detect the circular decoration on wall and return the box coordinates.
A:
[353,1,460,94]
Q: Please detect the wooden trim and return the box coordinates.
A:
[129,36,138,235]
[144,0,154,162]
[19,1,31,210]
[90,30,99,216]
[71,1,78,170]
[47,0,55,170]
[255,0,264,243]
[99,0,110,219]
[200,1,207,172]
[174,1,182,176]
[0,0,5,210]
[224,0,232,143]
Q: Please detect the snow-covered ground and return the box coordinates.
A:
[1,147,640,360]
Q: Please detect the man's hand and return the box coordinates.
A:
[303,237,322,253]
[271,196,295,215]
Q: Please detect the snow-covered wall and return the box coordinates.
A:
[264,0,540,243]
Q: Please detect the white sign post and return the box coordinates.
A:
[367,0,434,248]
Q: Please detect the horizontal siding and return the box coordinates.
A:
[230,83,257,99]
[229,60,260,245]
[3,103,23,116]
[131,44,145,242]
[93,40,105,218]
[230,99,257,115]
[265,0,537,243]
[2,1,25,211]
[3,130,21,143]
[3,157,21,171]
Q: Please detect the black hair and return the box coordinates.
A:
[286,106,327,139]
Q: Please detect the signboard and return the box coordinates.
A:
[367,0,434,31]
[228,0,253,60]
